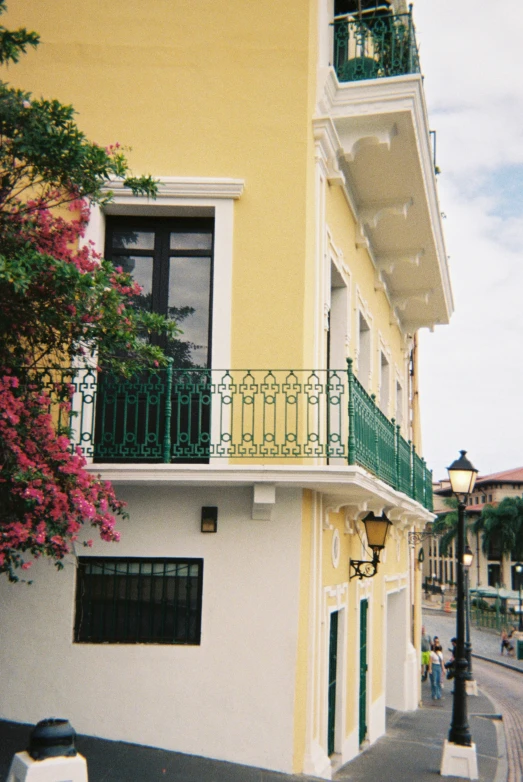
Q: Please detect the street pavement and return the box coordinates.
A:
[424,605,523,673]
[0,608,514,782]
[425,606,523,782]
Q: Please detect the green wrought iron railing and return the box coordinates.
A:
[333,8,420,83]
[35,361,433,510]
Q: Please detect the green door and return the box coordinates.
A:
[328,610,339,756]
[359,599,368,745]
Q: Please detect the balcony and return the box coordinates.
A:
[314,7,453,334]
[333,9,420,83]
[42,361,433,511]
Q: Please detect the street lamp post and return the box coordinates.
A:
[463,546,478,696]
[441,451,479,779]
[463,546,474,679]
[515,562,523,633]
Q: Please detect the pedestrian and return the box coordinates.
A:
[500,628,514,656]
[445,637,457,680]
[421,625,431,681]
[429,642,444,700]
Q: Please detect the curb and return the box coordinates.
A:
[476,687,509,782]
[472,652,523,674]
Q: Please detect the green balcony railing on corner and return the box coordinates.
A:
[333,7,420,83]
[33,361,433,511]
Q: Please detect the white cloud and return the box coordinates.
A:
[413,1,523,480]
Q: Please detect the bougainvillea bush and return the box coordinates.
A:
[0,3,174,580]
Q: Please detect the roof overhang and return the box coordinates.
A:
[314,69,453,332]
[89,463,433,525]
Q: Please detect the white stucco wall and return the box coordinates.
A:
[0,485,304,773]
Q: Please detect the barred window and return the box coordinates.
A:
[74,558,203,644]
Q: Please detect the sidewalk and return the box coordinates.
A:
[0,611,508,782]
[0,682,501,782]
[335,681,500,782]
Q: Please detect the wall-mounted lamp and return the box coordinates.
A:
[349,511,392,579]
[418,546,425,564]
[201,506,218,533]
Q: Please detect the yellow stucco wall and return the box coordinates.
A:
[4,0,318,369]
[325,184,408,405]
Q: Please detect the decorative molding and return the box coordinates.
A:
[360,198,413,230]
[103,176,245,201]
[376,249,425,275]
[312,117,346,186]
[252,483,276,520]
[317,68,454,328]
[391,289,433,311]
[355,223,370,250]
[324,582,349,611]
[374,271,387,293]
[332,528,341,569]
[341,123,398,163]
[322,508,334,531]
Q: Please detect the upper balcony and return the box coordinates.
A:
[314,4,453,335]
[42,362,433,512]
[333,6,420,83]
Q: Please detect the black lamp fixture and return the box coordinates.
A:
[463,544,474,679]
[201,506,218,533]
[349,511,392,579]
[463,545,474,569]
[447,450,478,499]
[445,450,477,749]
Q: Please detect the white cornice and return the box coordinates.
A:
[103,177,245,200]
[317,68,454,330]
[87,463,434,522]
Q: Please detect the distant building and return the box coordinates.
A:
[428,468,523,591]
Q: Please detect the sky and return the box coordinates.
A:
[412,0,523,481]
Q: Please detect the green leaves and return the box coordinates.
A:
[474,497,523,559]
[0,3,172,577]
[0,0,39,65]
[0,87,158,219]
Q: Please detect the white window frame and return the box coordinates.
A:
[83,177,244,370]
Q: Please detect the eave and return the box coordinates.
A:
[314,69,453,332]
[88,463,433,525]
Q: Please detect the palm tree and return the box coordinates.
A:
[472,497,523,561]
[432,496,460,556]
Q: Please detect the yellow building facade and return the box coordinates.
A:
[0,1,452,777]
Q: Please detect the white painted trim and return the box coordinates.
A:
[355,288,373,391]
[316,70,454,329]
[327,228,352,362]
[321,587,349,767]
[83,178,240,374]
[85,464,435,521]
[105,177,244,200]
[303,494,333,780]
[314,151,328,370]
[368,693,386,744]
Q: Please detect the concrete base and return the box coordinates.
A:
[440,740,478,779]
[6,751,88,782]
[466,679,478,696]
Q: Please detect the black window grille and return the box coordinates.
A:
[74,557,203,644]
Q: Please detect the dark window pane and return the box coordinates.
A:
[168,257,211,367]
[74,557,203,645]
[170,232,212,251]
[112,231,155,250]
[116,256,153,304]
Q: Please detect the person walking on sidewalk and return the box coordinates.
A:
[429,642,444,700]
[421,626,431,681]
[500,628,514,656]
